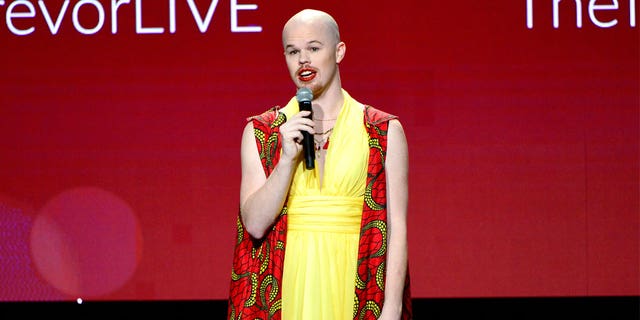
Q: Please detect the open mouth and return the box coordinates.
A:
[298,68,316,82]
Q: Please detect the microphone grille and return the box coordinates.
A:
[296,87,313,102]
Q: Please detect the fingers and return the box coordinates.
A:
[279,111,315,161]
[282,111,315,136]
[297,110,312,118]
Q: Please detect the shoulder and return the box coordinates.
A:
[363,105,398,125]
[387,119,406,142]
[245,106,288,135]
[361,105,406,142]
[247,106,281,124]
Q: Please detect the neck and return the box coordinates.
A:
[312,86,344,120]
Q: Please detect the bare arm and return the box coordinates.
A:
[239,111,314,239]
[380,119,409,319]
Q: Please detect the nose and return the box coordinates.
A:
[298,49,310,64]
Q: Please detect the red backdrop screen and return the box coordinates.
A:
[1,0,638,301]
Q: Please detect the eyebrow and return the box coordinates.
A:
[285,40,324,49]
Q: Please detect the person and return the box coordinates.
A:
[227,8,412,320]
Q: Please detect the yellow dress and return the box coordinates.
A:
[280,90,369,320]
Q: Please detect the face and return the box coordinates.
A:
[282,18,345,98]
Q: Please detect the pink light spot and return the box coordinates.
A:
[30,187,143,298]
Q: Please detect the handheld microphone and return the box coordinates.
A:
[296,87,314,169]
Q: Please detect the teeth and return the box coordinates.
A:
[300,71,312,77]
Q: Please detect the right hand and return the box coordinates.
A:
[279,110,314,163]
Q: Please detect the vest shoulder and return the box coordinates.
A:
[363,105,398,125]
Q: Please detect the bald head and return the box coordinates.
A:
[282,9,341,47]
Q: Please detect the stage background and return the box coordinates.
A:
[0,0,638,303]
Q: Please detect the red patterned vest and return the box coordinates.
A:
[228,105,412,320]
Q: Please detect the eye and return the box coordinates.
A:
[287,49,299,55]
[310,46,320,52]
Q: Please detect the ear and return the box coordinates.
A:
[335,41,346,63]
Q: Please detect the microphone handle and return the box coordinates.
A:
[299,100,315,169]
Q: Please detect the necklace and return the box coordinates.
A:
[313,118,337,121]
[313,127,333,155]
[314,136,330,153]
[314,127,334,136]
